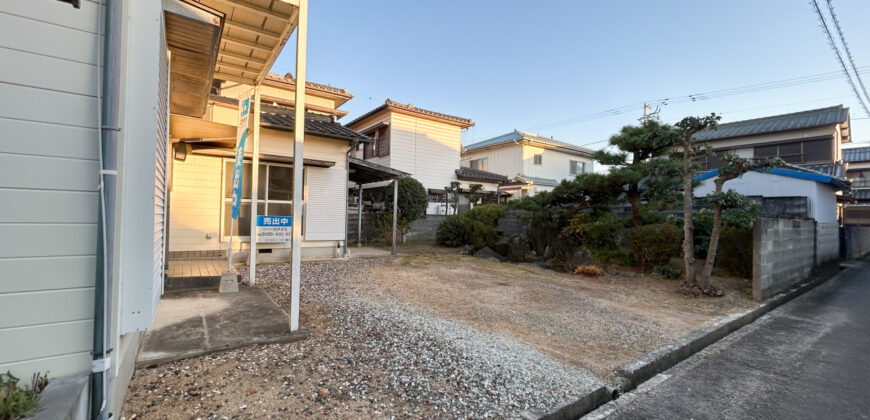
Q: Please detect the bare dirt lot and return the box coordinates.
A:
[122,246,756,419]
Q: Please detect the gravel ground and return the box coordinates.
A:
[122,257,603,419]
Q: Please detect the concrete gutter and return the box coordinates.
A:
[518,385,616,420]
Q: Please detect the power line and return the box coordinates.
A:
[518,67,869,134]
[825,0,870,108]
[810,0,870,117]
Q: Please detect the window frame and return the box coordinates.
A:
[533,154,543,165]
[569,160,585,175]
[470,158,488,171]
[220,159,294,241]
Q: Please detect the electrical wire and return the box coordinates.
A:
[810,0,870,117]
[825,0,870,109]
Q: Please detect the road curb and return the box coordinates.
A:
[614,263,845,394]
[519,385,616,420]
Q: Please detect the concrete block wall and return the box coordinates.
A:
[753,218,816,301]
[815,222,840,265]
[842,225,870,260]
[405,215,447,241]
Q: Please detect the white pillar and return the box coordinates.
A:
[248,87,261,285]
[289,0,308,332]
[392,179,398,255]
[357,184,363,247]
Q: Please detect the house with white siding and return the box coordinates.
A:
[461,130,595,198]
[345,99,475,214]
[0,0,313,417]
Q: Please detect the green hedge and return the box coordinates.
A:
[628,223,682,268]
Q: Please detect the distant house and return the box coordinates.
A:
[843,146,870,223]
[461,130,595,198]
[692,105,851,174]
[345,99,475,214]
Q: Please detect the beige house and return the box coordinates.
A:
[345,100,475,213]
[461,130,596,198]
[168,75,368,262]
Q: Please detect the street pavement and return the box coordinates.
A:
[595,261,870,420]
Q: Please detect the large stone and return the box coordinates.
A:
[460,244,473,256]
[475,246,507,262]
[492,238,511,257]
[570,248,592,270]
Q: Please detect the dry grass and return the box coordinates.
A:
[354,250,756,382]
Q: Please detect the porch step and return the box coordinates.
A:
[165,259,239,291]
[165,275,231,291]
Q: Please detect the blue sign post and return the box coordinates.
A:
[227,94,252,272]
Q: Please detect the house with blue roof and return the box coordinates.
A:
[461,130,595,198]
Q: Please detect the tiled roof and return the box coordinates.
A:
[693,105,849,142]
[265,73,352,98]
[346,99,474,128]
[843,146,870,163]
[797,162,846,179]
[464,130,595,156]
[515,174,560,187]
[455,167,509,183]
[853,190,870,200]
[210,95,370,142]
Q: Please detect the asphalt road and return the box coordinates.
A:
[597,261,870,420]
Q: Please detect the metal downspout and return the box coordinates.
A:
[93,0,122,418]
[343,142,353,257]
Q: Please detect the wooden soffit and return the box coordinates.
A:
[199,0,300,86]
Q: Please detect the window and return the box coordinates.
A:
[222,160,293,238]
[533,154,543,165]
[694,153,725,171]
[470,158,488,171]
[570,160,586,175]
[753,139,832,163]
[363,126,389,159]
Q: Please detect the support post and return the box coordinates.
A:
[357,184,363,247]
[289,0,307,332]
[249,87,261,285]
[392,179,398,255]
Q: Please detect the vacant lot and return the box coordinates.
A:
[122,246,755,419]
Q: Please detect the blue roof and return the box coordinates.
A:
[464,130,595,155]
[694,165,850,190]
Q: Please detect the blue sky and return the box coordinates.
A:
[272,0,870,150]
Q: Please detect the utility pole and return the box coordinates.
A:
[639,102,661,124]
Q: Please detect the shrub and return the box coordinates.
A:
[653,265,681,279]
[435,215,473,247]
[629,223,682,268]
[469,221,498,249]
[574,264,603,277]
[591,249,635,266]
[563,212,624,251]
[1,371,48,420]
[383,177,428,223]
[716,226,753,278]
[464,204,505,226]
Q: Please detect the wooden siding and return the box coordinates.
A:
[389,112,461,191]
[0,0,101,379]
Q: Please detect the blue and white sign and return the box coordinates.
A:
[230,93,253,220]
[255,215,292,243]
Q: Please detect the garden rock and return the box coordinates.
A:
[492,238,511,258]
[460,245,473,256]
[508,234,535,262]
[570,249,592,270]
[475,246,506,262]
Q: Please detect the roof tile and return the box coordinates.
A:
[464,130,595,155]
[694,105,849,142]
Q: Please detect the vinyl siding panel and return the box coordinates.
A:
[389,113,461,191]
[522,145,593,182]
[0,0,100,380]
[461,144,524,178]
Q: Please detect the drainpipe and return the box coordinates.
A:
[93,0,122,418]
[343,142,354,257]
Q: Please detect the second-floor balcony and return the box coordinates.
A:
[851,178,870,189]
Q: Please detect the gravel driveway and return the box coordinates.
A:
[122,257,604,419]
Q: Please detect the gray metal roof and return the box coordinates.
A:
[843,146,870,163]
[515,174,560,187]
[464,130,595,155]
[797,162,846,179]
[693,105,849,142]
[454,167,509,183]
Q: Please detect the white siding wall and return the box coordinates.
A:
[389,113,462,191]
[461,144,524,178]
[0,0,102,379]
[695,171,839,223]
[521,145,594,182]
